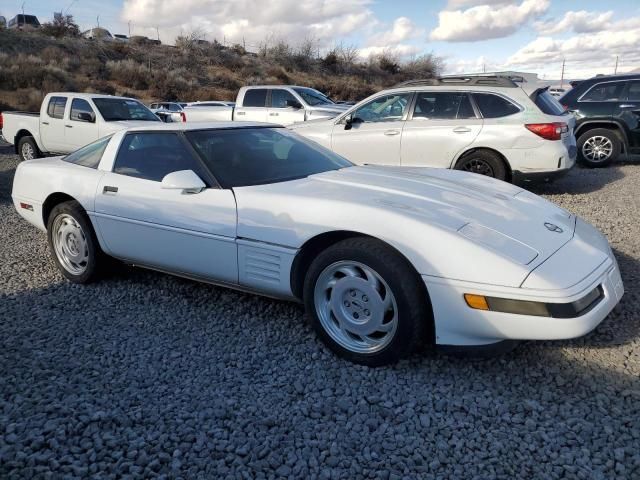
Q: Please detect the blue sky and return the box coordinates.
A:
[3,0,639,79]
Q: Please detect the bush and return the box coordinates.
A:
[106,59,149,90]
[40,13,80,38]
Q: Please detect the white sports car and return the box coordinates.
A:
[11,122,624,365]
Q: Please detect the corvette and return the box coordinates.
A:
[11,122,624,365]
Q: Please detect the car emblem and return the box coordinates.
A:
[544,222,563,233]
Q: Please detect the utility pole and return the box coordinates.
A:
[96,15,99,28]
[128,20,131,37]
[560,59,565,89]
[155,25,159,41]
[21,2,25,15]
[614,55,619,74]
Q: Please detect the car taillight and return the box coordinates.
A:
[180,112,186,122]
[525,122,568,141]
[0,112,3,130]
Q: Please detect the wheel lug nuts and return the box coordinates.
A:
[362,295,368,302]
[364,310,370,316]
[344,301,350,307]
[353,312,359,319]
[350,291,356,297]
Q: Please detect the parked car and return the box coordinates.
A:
[182,86,349,124]
[7,14,40,30]
[82,28,114,41]
[11,122,623,366]
[149,102,188,123]
[290,76,576,183]
[0,16,7,29]
[559,74,640,167]
[114,34,128,42]
[1,93,161,161]
[188,101,236,107]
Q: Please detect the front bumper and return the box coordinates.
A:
[424,251,623,347]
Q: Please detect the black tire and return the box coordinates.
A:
[303,237,433,366]
[577,128,620,167]
[454,150,507,181]
[17,136,41,162]
[46,200,105,284]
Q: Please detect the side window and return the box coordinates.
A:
[352,93,412,123]
[473,93,520,118]
[242,89,268,107]
[70,98,95,122]
[168,104,181,112]
[580,82,624,102]
[150,103,158,109]
[63,135,112,168]
[271,89,297,108]
[113,133,206,183]
[46,97,67,119]
[412,92,476,120]
[624,81,640,101]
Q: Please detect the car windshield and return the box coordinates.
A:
[92,98,160,121]
[293,87,334,106]
[185,127,352,188]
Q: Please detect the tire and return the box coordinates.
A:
[17,136,41,162]
[577,128,620,167]
[46,200,105,284]
[454,150,507,181]
[303,237,432,366]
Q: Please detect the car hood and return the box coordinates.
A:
[236,165,575,269]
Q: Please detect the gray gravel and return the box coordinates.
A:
[1,145,639,479]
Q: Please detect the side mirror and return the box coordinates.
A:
[343,115,362,130]
[286,99,303,109]
[77,112,95,123]
[161,170,206,194]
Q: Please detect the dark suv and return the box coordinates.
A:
[560,74,640,167]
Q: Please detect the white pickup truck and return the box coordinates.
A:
[1,93,161,161]
[181,85,349,125]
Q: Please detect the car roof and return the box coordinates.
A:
[123,121,279,133]
[48,92,138,101]
[582,73,640,83]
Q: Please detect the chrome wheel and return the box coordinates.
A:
[51,214,89,275]
[460,158,494,177]
[582,136,613,163]
[21,142,35,160]
[314,261,398,354]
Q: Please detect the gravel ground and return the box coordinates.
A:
[1,145,639,479]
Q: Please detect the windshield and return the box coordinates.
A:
[92,98,160,121]
[533,90,567,115]
[293,87,334,106]
[185,127,352,188]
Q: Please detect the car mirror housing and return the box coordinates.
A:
[77,112,95,123]
[286,99,303,109]
[161,170,206,194]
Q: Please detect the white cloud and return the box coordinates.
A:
[445,0,516,10]
[366,17,423,46]
[430,0,549,42]
[121,0,375,46]
[358,44,422,59]
[535,10,613,35]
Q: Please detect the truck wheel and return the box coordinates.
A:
[18,136,41,161]
[577,128,620,167]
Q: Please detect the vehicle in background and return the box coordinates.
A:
[0,16,6,29]
[149,102,188,123]
[188,101,235,107]
[1,93,161,161]
[8,14,40,30]
[181,86,349,125]
[560,74,640,167]
[82,28,114,41]
[113,34,128,42]
[291,76,576,184]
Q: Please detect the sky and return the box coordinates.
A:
[3,0,640,80]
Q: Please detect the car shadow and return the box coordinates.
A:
[525,164,626,195]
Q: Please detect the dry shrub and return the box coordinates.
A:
[106,59,149,90]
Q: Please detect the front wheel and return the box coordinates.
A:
[47,201,105,283]
[577,128,620,167]
[303,237,432,366]
[17,136,41,161]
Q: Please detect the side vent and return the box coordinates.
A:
[237,241,297,297]
[245,249,281,284]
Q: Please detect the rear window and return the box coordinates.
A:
[472,93,520,118]
[242,89,267,107]
[47,96,67,119]
[63,135,112,169]
[533,90,566,115]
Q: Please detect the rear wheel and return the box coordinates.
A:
[18,136,41,161]
[455,150,507,181]
[47,201,105,284]
[303,237,432,366]
[577,128,620,167]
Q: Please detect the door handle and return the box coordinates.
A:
[384,129,400,136]
[453,127,471,133]
[42,121,49,125]
[65,125,73,128]
[619,104,638,109]
[236,111,246,116]
[103,186,118,194]
[269,112,279,116]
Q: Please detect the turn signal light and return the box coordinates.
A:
[525,122,568,141]
[180,112,187,122]
[464,294,489,311]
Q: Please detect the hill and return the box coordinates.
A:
[0,29,441,112]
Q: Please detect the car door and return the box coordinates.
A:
[618,80,640,151]
[268,88,306,125]
[234,88,269,122]
[330,92,413,165]
[401,91,482,168]
[40,96,68,153]
[93,131,238,282]
[65,98,100,151]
